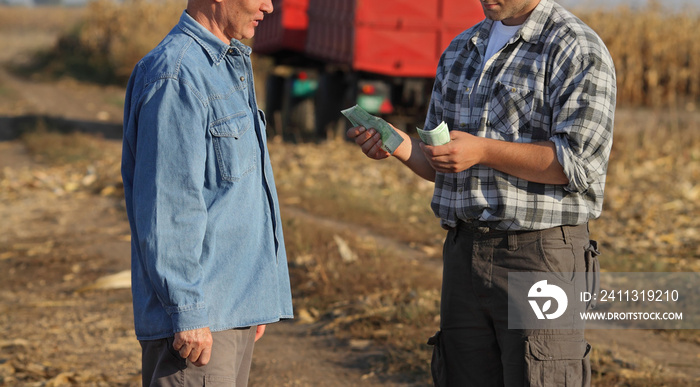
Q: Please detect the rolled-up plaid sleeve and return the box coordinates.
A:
[550,46,617,194]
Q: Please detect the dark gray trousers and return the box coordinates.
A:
[431,223,593,386]
[140,327,256,387]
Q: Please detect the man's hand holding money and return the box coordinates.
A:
[417,121,451,146]
[346,126,393,160]
[419,130,483,174]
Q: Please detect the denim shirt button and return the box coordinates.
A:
[240,76,245,81]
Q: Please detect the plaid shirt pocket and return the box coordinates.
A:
[488,81,534,139]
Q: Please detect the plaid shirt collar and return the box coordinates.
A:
[468,0,554,52]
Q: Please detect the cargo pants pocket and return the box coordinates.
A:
[427,331,446,386]
[525,335,591,387]
[585,240,600,310]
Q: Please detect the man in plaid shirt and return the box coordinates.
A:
[348,0,615,385]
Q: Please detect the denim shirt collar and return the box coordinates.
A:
[177,10,252,65]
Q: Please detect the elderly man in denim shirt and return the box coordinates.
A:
[121,0,293,385]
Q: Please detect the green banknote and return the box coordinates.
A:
[341,105,404,154]
[417,121,451,146]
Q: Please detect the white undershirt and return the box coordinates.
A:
[484,21,521,61]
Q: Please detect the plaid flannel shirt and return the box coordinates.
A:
[426,0,616,230]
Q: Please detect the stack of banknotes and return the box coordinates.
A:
[417,121,451,146]
[341,104,451,152]
[341,105,404,154]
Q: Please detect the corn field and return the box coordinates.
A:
[580,4,700,109]
[13,0,700,109]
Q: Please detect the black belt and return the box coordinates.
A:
[455,220,587,237]
[455,220,536,236]
[456,219,493,234]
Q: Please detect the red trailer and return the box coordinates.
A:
[254,0,483,138]
[253,0,309,54]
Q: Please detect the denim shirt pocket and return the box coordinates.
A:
[487,81,534,138]
[209,111,257,182]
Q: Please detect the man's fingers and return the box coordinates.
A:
[420,141,452,158]
[419,142,436,159]
[173,337,185,353]
[255,325,266,342]
[188,346,211,367]
[427,155,451,169]
[420,143,452,172]
[369,141,388,159]
[177,345,191,359]
[346,126,366,139]
[194,346,212,367]
[360,136,377,154]
[173,327,213,366]
[348,127,391,160]
[176,342,211,367]
[360,131,381,152]
[187,346,203,363]
[355,128,377,146]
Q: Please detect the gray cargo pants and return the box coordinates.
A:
[140,327,256,387]
[430,222,596,386]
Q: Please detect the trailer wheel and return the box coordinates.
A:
[267,72,316,141]
[287,97,315,141]
[315,71,350,140]
[264,74,285,137]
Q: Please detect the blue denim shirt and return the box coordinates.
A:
[121,11,293,340]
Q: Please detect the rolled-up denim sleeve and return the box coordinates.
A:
[131,78,209,333]
[550,52,616,194]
